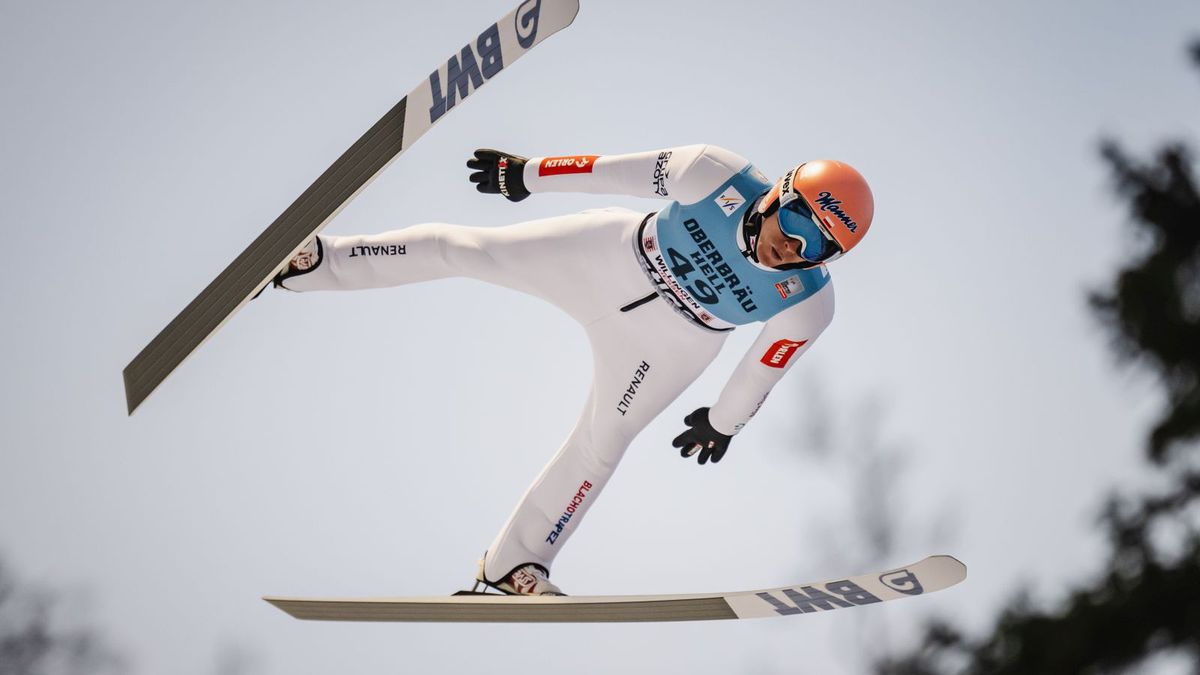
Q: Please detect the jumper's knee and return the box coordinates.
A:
[433,225,498,275]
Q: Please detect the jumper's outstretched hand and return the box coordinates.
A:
[672,407,733,465]
[467,149,530,202]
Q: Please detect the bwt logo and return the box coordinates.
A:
[427,25,503,124]
[515,0,542,48]
[880,568,925,596]
[756,581,882,616]
[426,0,542,124]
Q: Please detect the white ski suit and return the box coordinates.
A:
[278,144,835,583]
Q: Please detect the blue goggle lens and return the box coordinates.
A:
[778,200,840,263]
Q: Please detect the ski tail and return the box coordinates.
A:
[123,0,580,414]
[122,98,408,414]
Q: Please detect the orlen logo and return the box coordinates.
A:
[760,339,807,368]
[539,155,598,176]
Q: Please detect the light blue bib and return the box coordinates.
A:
[653,165,831,325]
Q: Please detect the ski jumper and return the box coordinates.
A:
[278,145,835,582]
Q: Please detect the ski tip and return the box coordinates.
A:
[923,554,968,584]
[564,0,581,24]
[533,0,581,38]
[539,0,581,24]
[929,553,967,569]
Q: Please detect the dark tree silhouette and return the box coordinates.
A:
[875,42,1200,675]
[1094,142,1200,463]
[0,557,126,675]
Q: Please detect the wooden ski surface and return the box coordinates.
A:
[264,555,966,623]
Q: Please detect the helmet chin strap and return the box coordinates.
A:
[740,195,766,264]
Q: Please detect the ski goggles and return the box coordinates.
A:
[777,197,843,264]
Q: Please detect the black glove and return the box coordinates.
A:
[672,407,733,465]
[467,148,530,202]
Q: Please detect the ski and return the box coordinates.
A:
[123,0,580,414]
[263,554,966,623]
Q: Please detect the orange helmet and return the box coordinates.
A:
[757,160,874,266]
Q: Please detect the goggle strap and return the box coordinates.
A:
[759,195,781,219]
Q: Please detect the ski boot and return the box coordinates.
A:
[273,237,323,290]
[469,559,566,596]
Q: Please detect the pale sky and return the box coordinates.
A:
[2,1,1198,673]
